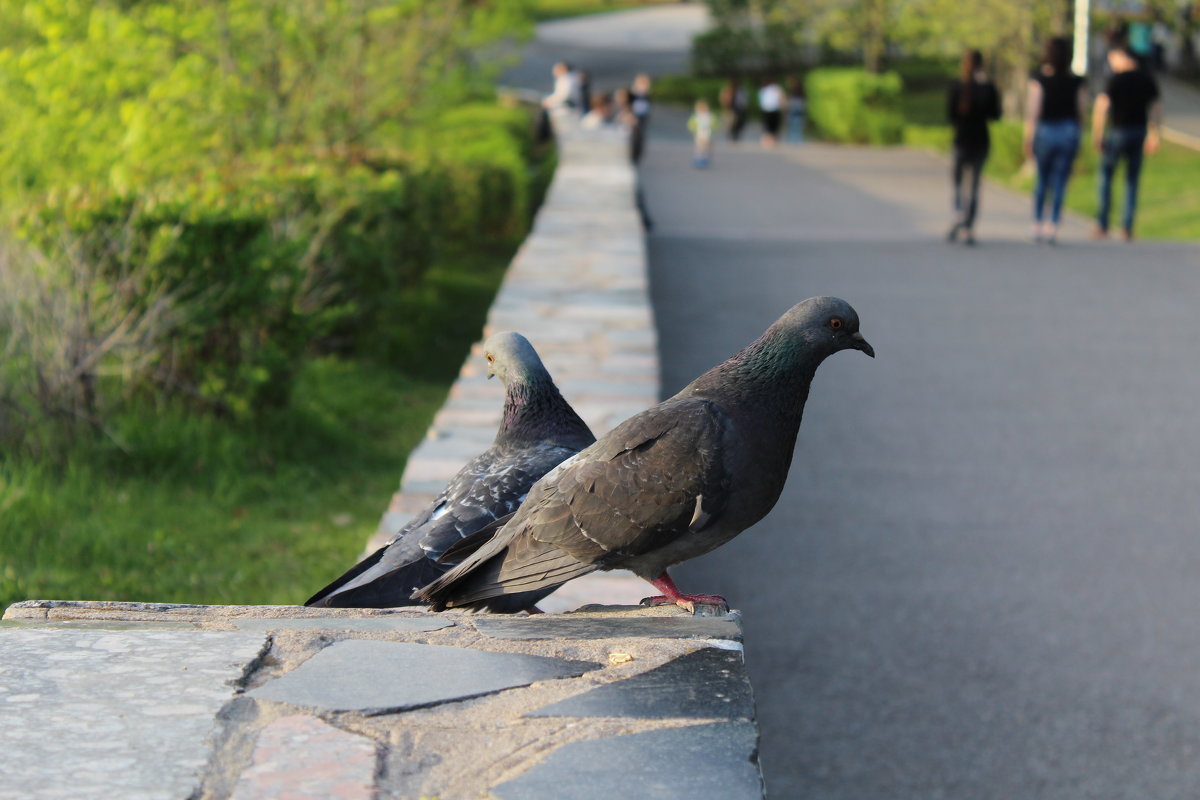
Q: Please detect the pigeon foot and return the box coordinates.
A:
[640,572,728,614]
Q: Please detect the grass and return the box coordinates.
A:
[0,245,516,611]
[529,0,667,22]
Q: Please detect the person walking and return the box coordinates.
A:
[688,98,717,168]
[1024,37,1087,244]
[946,50,1001,246]
[1091,45,1162,241]
[629,73,652,164]
[786,77,807,144]
[720,77,749,142]
[758,77,784,148]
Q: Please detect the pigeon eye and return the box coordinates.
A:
[486,354,495,363]
[829,318,843,330]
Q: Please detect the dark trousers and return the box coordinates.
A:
[952,146,988,230]
[1097,125,1147,233]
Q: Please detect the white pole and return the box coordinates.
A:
[1072,0,1090,75]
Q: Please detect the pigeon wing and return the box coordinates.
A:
[416,398,730,610]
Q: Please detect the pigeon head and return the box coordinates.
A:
[483,332,549,385]
[772,296,875,360]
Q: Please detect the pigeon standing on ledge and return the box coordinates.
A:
[415,297,874,613]
[305,332,596,608]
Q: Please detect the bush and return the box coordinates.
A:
[692,22,806,78]
[4,102,538,428]
[806,68,905,145]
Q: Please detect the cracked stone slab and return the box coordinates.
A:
[230,616,453,633]
[472,611,743,642]
[491,721,764,800]
[527,646,755,721]
[0,627,267,800]
[247,639,600,714]
[229,715,377,800]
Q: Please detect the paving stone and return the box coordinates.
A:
[229,715,376,800]
[473,611,743,642]
[230,616,453,633]
[0,627,266,800]
[526,646,754,721]
[247,639,599,714]
[490,721,763,800]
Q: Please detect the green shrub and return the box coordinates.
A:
[7,103,537,422]
[806,68,905,145]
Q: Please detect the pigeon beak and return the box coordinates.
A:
[851,332,875,358]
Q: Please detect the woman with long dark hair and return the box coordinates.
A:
[1024,36,1087,243]
[947,49,1001,245]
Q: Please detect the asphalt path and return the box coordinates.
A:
[513,9,1200,798]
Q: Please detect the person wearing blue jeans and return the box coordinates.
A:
[1091,45,1162,240]
[1024,37,1087,244]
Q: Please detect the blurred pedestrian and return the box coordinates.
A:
[758,77,783,148]
[786,77,807,144]
[720,77,749,142]
[629,73,652,163]
[1024,37,1087,244]
[946,49,1001,246]
[688,98,716,168]
[542,61,578,112]
[581,92,614,129]
[1091,44,1162,241]
[577,70,593,114]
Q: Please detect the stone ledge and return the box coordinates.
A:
[1,601,764,799]
[364,113,656,613]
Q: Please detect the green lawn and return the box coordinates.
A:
[529,0,667,21]
[0,246,514,611]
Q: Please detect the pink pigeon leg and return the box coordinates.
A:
[640,571,728,614]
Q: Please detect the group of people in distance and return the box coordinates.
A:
[948,33,1162,247]
[542,61,652,164]
[688,77,807,168]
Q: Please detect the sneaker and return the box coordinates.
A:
[947,223,961,243]
[964,230,976,246]
[1091,226,1109,240]
[1121,228,1134,242]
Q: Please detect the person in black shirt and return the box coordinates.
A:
[1024,37,1087,243]
[946,49,1001,245]
[1091,45,1162,240]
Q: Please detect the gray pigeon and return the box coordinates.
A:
[305,332,596,608]
[415,297,873,613]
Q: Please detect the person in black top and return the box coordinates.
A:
[1024,37,1087,243]
[946,49,1001,245]
[1091,45,1162,240]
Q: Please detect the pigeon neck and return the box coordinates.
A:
[690,333,822,420]
[496,376,589,447]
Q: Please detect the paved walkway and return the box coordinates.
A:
[517,5,1200,798]
[1160,73,1200,149]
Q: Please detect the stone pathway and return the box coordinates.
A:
[2,600,763,799]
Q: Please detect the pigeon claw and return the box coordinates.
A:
[640,593,729,615]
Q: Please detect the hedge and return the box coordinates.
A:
[806,68,905,146]
[12,103,538,418]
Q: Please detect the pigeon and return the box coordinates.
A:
[305,332,596,608]
[415,297,873,613]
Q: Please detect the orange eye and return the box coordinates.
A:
[486,353,495,363]
[829,318,843,330]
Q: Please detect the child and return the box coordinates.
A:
[688,99,716,168]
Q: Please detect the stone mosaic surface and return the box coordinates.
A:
[248,639,600,714]
[229,616,453,633]
[527,646,755,721]
[491,721,764,800]
[0,628,265,800]
[474,609,743,641]
[229,715,376,800]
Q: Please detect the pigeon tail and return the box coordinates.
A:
[306,552,445,608]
